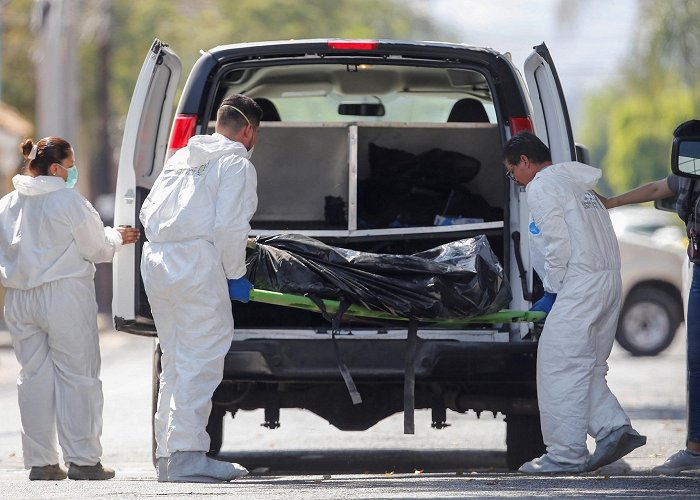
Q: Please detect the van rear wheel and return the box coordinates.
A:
[206,405,225,455]
[505,414,546,470]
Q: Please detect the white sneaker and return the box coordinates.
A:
[652,449,700,474]
[518,454,585,474]
[167,451,248,483]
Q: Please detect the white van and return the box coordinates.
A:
[112,38,580,469]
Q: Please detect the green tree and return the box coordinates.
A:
[633,0,700,87]
[2,0,35,122]
[580,0,700,195]
[2,0,445,200]
[105,0,440,120]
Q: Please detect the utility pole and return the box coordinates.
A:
[32,0,79,144]
[0,0,8,101]
[92,0,113,210]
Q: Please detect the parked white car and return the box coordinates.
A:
[610,206,686,356]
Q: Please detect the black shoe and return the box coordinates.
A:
[29,464,67,480]
[67,462,115,480]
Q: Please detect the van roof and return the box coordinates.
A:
[179,38,531,120]
[206,38,504,63]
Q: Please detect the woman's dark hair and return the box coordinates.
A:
[20,137,73,176]
[502,131,552,165]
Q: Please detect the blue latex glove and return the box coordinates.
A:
[228,277,253,303]
[530,291,557,313]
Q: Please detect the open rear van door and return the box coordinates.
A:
[112,39,181,334]
[523,43,576,163]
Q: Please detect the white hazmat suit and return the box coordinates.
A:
[140,133,257,460]
[0,174,123,468]
[526,162,630,467]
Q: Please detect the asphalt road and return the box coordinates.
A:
[0,319,698,499]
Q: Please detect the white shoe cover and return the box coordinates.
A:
[167,451,248,483]
[519,454,585,474]
[156,457,168,482]
[587,424,646,471]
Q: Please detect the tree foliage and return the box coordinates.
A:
[105,0,440,127]
[580,0,700,195]
[2,0,36,120]
[1,0,444,199]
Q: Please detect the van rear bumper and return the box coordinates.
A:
[223,338,538,382]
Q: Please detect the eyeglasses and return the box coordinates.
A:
[505,159,523,182]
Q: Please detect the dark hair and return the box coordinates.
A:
[674,119,700,138]
[502,131,552,165]
[20,137,73,176]
[217,94,263,132]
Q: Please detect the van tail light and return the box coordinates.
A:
[509,117,533,135]
[167,114,197,158]
[328,40,379,51]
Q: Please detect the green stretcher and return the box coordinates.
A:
[249,288,546,325]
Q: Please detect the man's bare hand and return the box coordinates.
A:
[593,191,614,209]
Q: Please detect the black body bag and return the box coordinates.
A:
[244,233,511,321]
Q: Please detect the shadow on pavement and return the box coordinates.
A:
[216,448,507,475]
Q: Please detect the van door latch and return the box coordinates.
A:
[123,189,135,205]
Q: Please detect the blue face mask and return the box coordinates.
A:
[57,163,79,188]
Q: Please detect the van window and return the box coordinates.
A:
[215,64,495,124]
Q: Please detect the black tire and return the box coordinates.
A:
[616,285,682,357]
[151,343,162,467]
[206,404,226,455]
[505,414,546,470]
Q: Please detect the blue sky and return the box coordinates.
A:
[422,0,639,133]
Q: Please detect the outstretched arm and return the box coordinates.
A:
[595,178,673,209]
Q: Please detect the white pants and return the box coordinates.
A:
[537,271,630,465]
[141,240,234,457]
[4,277,103,468]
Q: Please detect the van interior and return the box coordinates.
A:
[207,63,509,328]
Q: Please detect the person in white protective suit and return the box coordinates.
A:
[502,132,646,474]
[0,137,140,481]
[140,94,262,483]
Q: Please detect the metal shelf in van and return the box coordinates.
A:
[250,220,503,238]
